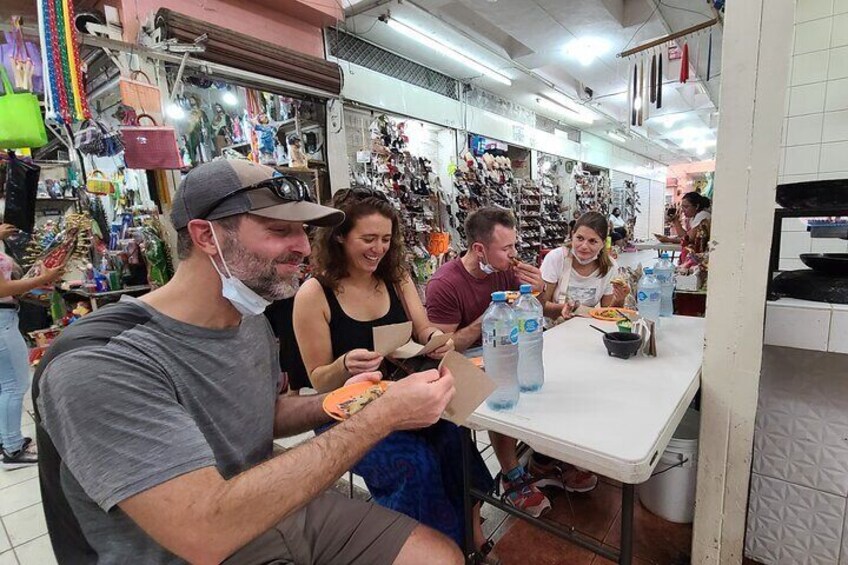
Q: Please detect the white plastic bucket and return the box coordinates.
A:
[638,408,700,524]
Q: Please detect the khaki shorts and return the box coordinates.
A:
[223,490,418,565]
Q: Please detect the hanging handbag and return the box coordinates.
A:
[85,170,115,195]
[0,65,47,150]
[75,119,125,157]
[118,71,163,122]
[120,114,183,170]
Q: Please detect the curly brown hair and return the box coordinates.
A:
[311,189,407,291]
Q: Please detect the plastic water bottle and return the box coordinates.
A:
[654,253,676,318]
[637,268,662,323]
[514,284,545,392]
[482,292,520,410]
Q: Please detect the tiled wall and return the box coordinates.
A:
[746,346,848,565]
[778,0,848,269]
[764,299,848,353]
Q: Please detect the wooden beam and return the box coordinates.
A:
[617,18,719,58]
[691,1,794,563]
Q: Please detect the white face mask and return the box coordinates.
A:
[476,246,497,275]
[572,250,600,266]
[207,223,271,317]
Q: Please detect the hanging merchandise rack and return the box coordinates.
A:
[537,155,573,250]
[348,113,444,289]
[574,164,612,216]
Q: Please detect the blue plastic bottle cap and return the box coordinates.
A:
[661,252,670,259]
[491,291,507,302]
[519,284,532,294]
[645,268,654,274]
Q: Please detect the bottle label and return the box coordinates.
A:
[637,291,647,302]
[520,318,540,334]
[484,324,520,346]
[510,327,519,344]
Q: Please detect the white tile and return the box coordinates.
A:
[0,466,38,492]
[825,77,848,111]
[779,173,820,184]
[789,83,828,116]
[821,109,848,142]
[786,114,825,145]
[769,297,833,310]
[829,309,848,353]
[819,171,848,179]
[828,45,848,79]
[764,302,832,351]
[783,145,822,175]
[3,503,47,547]
[796,0,835,22]
[794,18,834,54]
[13,535,55,565]
[0,526,9,555]
[792,51,831,85]
[781,217,810,232]
[838,0,848,13]
[820,140,848,172]
[0,551,17,565]
[780,230,813,258]
[0,479,40,517]
[779,257,809,271]
[811,238,848,253]
[832,13,848,46]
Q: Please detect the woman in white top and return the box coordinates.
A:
[0,222,64,468]
[608,207,627,244]
[539,212,628,321]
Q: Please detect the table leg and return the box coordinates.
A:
[461,427,476,564]
[620,484,635,565]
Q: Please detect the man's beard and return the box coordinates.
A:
[220,238,302,301]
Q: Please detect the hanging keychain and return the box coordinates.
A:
[706,30,713,82]
[657,47,664,109]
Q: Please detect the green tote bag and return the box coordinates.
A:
[0,64,48,150]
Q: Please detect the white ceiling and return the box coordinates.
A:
[342,0,723,165]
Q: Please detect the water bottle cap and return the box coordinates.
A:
[519,284,532,294]
[491,291,507,302]
[645,267,654,274]
[661,252,670,259]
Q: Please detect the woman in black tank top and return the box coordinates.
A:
[293,189,493,552]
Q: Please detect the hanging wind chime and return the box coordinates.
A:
[36,0,91,124]
[621,17,719,128]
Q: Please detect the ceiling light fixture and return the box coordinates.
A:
[385,17,512,85]
[165,102,186,121]
[563,37,611,66]
[536,96,594,124]
[608,131,627,143]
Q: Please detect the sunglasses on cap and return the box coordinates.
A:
[198,175,312,220]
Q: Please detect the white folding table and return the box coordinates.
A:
[461,315,706,564]
[633,240,680,259]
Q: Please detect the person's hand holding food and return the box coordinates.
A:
[378,368,456,430]
[611,279,630,306]
[560,297,579,321]
[512,258,545,293]
[344,371,383,388]
[37,265,66,286]
[343,349,384,375]
[0,223,18,241]
[425,330,454,360]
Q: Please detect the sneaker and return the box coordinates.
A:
[2,439,37,470]
[500,473,551,518]
[562,464,598,493]
[527,454,566,490]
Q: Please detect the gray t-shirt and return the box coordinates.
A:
[37,296,280,564]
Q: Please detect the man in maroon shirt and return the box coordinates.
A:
[425,207,552,516]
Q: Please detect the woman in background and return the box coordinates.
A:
[0,222,64,468]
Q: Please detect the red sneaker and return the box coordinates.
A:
[501,473,551,518]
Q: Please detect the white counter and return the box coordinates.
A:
[764,298,848,353]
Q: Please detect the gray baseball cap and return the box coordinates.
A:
[170,160,344,230]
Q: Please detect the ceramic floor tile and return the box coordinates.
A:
[493,517,597,565]
[13,535,55,565]
[0,524,9,555]
[542,482,622,542]
[0,551,16,565]
[0,467,39,492]
[0,480,41,517]
[603,500,693,565]
[745,473,844,565]
[3,503,47,547]
[590,550,651,565]
[481,502,509,540]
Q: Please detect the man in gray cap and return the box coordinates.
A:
[33,160,460,564]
